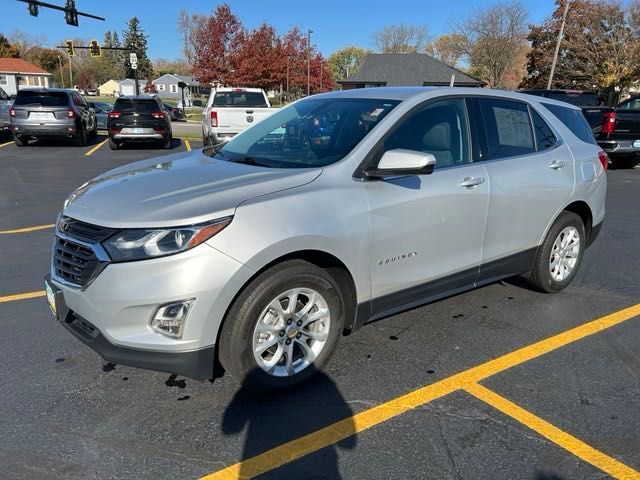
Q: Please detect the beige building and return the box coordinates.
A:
[98,79,120,96]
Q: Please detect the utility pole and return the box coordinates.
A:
[307,29,313,96]
[57,55,65,88]
[286,57,290,102]
[320,63,323,91]
[547,0,571,90]
[68,56,73,87]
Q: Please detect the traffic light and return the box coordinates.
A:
[66,40,74,57]
[89,40,101,57]
[65,0,78,26]
[27,0,39,16]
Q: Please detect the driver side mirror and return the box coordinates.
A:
[364,149,436,179]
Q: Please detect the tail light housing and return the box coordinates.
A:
[151,111,166,119]
[67,109,76,119]
[108,111,121,119]
[9,108,15,117]
[210,111,218,127]
[598,151,609,171]
[602,111,617,135]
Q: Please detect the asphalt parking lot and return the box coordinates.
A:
[0,137,639,480]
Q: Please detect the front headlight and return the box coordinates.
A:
[103,217,232,262]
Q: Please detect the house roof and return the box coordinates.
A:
[153,73,198,85]
[119,78,147,85]
[339,53,483,87]
[0,58,52,75]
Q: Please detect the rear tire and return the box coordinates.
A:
[163,135,173,149]
[611,154,639,169]
[14,136,27,147]
[529,211,586,293]
[75,125,88,146]
[218,260,345,391]
[202,130,209,147]
[108,137,119,150]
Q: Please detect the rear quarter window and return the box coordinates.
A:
[542,103,596,145]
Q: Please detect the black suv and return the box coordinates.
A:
[107,96,172,150]
[10,88,97,146]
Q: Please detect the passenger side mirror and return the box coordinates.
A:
[364,149,436,179]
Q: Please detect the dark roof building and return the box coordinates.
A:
[338,53,484,89]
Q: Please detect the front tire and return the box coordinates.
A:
[218,260,345,390]
[529,211,586,293]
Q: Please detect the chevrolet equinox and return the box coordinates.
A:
[45,87,607,390]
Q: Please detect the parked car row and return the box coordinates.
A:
[4,88,183,148]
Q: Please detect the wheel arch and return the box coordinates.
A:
[563,200,593,243]
[211,249,359,378]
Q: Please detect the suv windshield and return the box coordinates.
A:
[13,91,68,107]
[113,99,159,113]
[213,91,268,107]
[214,97,400,168]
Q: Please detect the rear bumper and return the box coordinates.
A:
[12,123,76,137]
[111,133,165,141]
[45,274,215,380]
[597,140,640,155]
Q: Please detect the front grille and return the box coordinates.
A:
[53,237,105,287]
[58,216,117,243]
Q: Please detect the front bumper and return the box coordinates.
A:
[45,275,215,379]
[47,240,255,379]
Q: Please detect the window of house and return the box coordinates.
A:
[382,98,470,169]
[0,75,7,85]
[479,98,535,159]
[157,84,166,91]
[170,84,178,93]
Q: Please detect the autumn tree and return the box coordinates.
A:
[192,4,242,85]
[373,23,429,53]
[0,34,19,57]
[123,17,153,80]
[177,9,206,67]
[143,79,157,93]
[522,0,640,101]
[154,58,192,76]
[425,33,466,67]
[327,46,369,80]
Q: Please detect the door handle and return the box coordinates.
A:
[459,176,485,188]
[549,160,566,170]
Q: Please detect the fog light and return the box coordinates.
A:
[150,299,194,338]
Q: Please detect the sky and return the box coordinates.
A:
[1,0,557,59]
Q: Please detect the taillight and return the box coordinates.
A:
[9,108,15,117]
[67,109,76,119]
[598,151,609,171]
[602,111,617,135]
[108,111,121,119]
[151,111,166,119]
[210,111,218,127]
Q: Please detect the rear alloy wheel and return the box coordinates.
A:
[218,260,344,390]
[529,211,585,293]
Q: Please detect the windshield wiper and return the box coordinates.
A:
[230,156,272,167]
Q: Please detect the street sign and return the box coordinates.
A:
[129,52,138,69]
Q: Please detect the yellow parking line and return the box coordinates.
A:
[84,138,108,156]
[0,140,13,148]
[184,139,191,152]
[0,290,45,304]
[0,223,55,234]
[200,303,640,480]
[465,383,640,479]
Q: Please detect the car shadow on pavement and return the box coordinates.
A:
[17,134,107,147]
[221,368,356,479]
[116,138,181,150]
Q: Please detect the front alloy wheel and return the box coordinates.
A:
[252,288,331,377]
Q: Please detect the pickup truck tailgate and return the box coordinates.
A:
[217,108,275,131]
[611,110,640,140]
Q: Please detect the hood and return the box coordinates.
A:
[63,149,322,228]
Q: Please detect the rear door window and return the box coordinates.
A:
[13,91,68,107]
[213,91,268,107]
[542,103,596,145]
[478,98,535,159]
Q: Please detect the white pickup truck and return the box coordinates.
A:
[202,87,278,146]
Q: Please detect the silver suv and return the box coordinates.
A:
[44,88,607,390]
[10,88,97,146]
